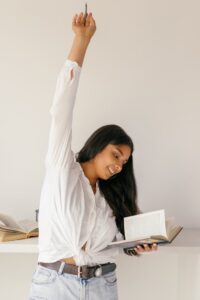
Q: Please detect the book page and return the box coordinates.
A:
[0,231,26,242]
[124,209,167,241]
[18,219,38,233]
[0,213,23,231]
[166,217,176,234]
[165,218,183,241]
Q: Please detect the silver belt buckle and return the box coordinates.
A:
[94,265,102,277]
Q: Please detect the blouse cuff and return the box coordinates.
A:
[65,59,82,70]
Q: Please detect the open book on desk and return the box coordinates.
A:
[107,209,183,249]
[0,213,38,242]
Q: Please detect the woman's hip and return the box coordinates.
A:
[28,263,118,300]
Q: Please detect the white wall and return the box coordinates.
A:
[0,0,200,299]
[1,0,200,225]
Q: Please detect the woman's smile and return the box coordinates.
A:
[107,166,116,176]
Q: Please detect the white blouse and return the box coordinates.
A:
[38,59,124,266]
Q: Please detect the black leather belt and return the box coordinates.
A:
[38,261,116,279]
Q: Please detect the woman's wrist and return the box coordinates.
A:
[74,34,91,45]
[67,35,91,67]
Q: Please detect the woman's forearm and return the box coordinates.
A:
[67,36,91,67]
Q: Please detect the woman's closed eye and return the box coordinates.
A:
[113,153,120,161]
[113,152,127,165]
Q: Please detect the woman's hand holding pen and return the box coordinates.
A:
[67,11,96,67]
[72,11,96,41]
[123,243,158,257]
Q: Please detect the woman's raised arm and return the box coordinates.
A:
[45,12,96,169]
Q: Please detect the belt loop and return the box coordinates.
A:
[78,266,82,278]
[58,261,65,275]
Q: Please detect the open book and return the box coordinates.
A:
[0,213,38,242]
[107,210,183,249]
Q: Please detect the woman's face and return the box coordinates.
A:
[93,144,132,180]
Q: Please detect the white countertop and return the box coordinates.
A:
[0,229,200,253]
[0,236,38,253]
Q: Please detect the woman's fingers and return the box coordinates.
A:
[135,245,146,252]
[72,14,77,26]
[86,13,95,26]
[124,243,158,257]
[151,243,158,251]
[73,12,95,27]
[134,243,158,253]
[72,12,83,26]
[85,13,91,26]
[77,12,83,24]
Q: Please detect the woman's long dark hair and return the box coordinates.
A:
[76,124,140,238]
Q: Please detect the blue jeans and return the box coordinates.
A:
[28,264,119,299]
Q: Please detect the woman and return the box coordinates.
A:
[28,11,158,300]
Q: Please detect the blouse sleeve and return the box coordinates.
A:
[45,60,82,169]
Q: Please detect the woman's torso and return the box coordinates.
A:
[38,162,121,266]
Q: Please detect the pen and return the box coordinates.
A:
[83,3,88,26]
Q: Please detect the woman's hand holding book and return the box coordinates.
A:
[123,243,158,256]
